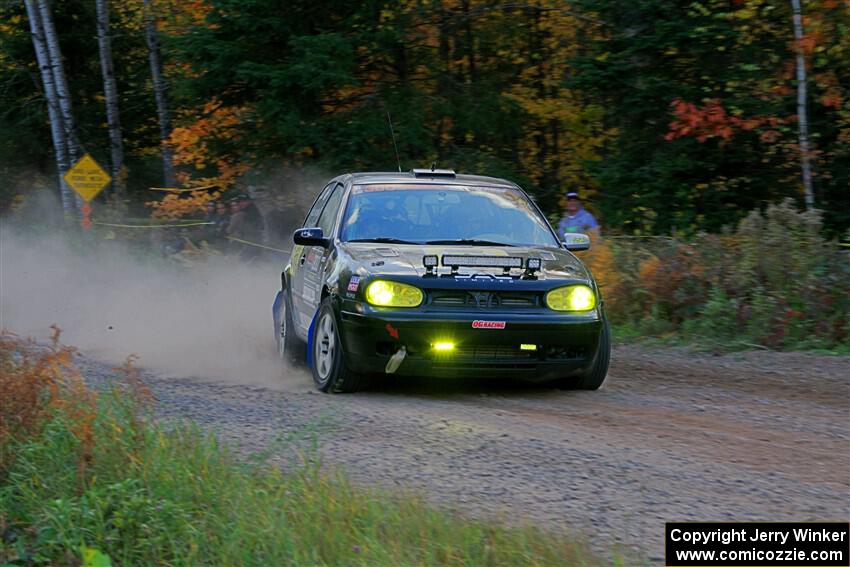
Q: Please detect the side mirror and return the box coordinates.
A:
[293,227,330,248]
[562,233,591,252]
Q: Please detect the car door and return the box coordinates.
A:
[289,182,334,337]
[291,182,346,337]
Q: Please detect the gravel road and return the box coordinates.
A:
[79,345,850,563]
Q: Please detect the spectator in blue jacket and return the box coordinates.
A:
[557,191,599,238]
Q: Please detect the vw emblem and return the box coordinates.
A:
[469,292,492,307]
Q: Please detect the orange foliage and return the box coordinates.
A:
[167,99,250,190]
[582,236,626,316]
[820,89,843,109]
[665,99,737,142]
[0,327,93,481]
[166,0,212,32]
[794,33,817,56]
[146,189,221,220]
[664,99,787,143]
[637,255,664,296]
[113,354,152,404]
[0,328,149,486]
[633,242,707,322]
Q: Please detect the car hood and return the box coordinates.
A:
[339,243,591,281]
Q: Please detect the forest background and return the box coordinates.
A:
[2,0,848,232]
[2,4,848,564]
[1,0,848,349]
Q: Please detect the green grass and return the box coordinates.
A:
[612,320,850,355]
[1,384,609,566]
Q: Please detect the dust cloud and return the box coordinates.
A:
[1,193,312,391]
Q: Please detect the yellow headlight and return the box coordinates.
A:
[545,285,596,312]
[364,280,424,307]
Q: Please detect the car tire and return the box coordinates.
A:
[311,297,366,393]
[277,289,304,365]
[558,314,611,390]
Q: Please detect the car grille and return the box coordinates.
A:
[452,345,535,359]
[427,345,586,362]
[431,345,537,370]
[428,290,540,309]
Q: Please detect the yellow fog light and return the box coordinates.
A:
[364,280,424,307]
[545,285,596,312]
[432,341,455,352]
[520,344,537,351]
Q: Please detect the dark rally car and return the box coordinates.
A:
[273,169,610,393]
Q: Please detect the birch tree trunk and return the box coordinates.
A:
[95,0,125,195]
[24,0,75,215]
[37,0,79,164]
[143,0,176,187]
[790,0,815,211]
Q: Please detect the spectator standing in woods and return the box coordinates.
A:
[202,201,218,244]
[557,191,600,238]
[227,194,265,260]
[214,202,229,240]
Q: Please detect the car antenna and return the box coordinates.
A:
[387,111,402,173]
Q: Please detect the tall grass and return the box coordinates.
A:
[0,333,607,566]
[587,200,850,351]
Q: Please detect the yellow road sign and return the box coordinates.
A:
[63,154,111,202]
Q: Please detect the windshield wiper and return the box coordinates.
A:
[347,237,420,245]
[424,238,513,246]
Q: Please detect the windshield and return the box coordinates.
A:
[340,184,559,247]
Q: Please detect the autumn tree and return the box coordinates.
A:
[1,0,848,234]
[1,0,174,209]
[570,0,849,234]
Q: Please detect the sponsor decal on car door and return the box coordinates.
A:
[289,182,335,335]
[299,182,345,331]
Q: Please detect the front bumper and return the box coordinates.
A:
[337,304,603,380]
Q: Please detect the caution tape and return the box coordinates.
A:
[148,185,218,192]
[608,235,850,249]
[225,236,291,254]
[605,235,676,239]
[92,221,290,254]
[123,216,206,222]
[92,221,215,228]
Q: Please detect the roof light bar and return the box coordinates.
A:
[412,168,456,178]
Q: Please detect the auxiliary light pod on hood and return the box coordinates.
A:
[423,254,438,276]
[441,255,524,269]
[421,254,543,277]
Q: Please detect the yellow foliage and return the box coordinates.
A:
[112,0,211,34]
[500,1,613,197]
[582,236,626,315]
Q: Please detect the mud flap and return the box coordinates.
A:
[272,290,282,339]
[305,309,318,369]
